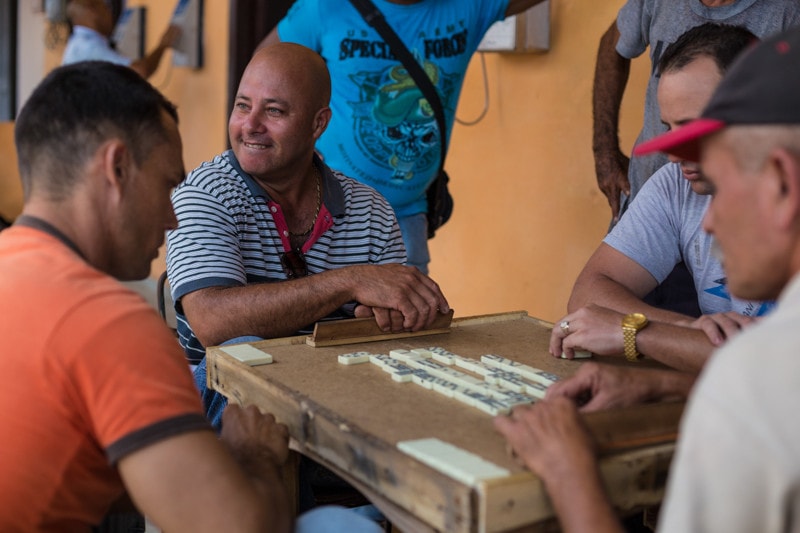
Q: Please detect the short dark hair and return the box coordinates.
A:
[657,23,757,78]
[15,61,178,200]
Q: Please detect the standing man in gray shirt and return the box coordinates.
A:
[592,0,800,223]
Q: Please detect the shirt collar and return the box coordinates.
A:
[225,150,346,217]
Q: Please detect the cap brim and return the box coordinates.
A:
[633,118,727,162]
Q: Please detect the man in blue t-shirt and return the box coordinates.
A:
[260,0,547,273]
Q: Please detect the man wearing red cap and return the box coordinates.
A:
[496,27,800,532]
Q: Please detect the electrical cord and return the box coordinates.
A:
[455,51,490,126]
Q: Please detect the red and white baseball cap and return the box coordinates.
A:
[634,27,800,162]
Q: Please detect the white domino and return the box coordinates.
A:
[425,346,459,365]
[411,369,437,389]
[499,391,536,409]
[410,348,434,358]
[381,358,415,382]
[453,387,477,407]
[485,370,528,393]
[220,344,273,366]
[426,346,458,356]
[398,438,510,486]
[337,351,371,365]
[406,359,484,387]
[431,353,456,365]
[390,348,431,363]
[481,354,559,387]
[523,380,549,400]
[561,350,593,360]
[369,354,392,368]
[460,390,512,415]
[453,356,492,376]
[485,371,549,399]
[431,378,462,398]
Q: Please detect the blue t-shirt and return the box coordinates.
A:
[277,0,509,217]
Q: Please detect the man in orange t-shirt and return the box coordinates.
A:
[0,61,315,532]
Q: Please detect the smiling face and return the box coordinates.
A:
[657,55,723,195]
[228,45,331,188]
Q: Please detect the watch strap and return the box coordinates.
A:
[623,324,641,362]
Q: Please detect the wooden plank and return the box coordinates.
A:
[587,401,684,453]
[207,351,475,532]
[450,310,532,327]
[478,443,676,533]
[307,309,454,347]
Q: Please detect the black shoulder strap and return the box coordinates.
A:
[348,0,448,174]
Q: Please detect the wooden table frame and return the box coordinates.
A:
[206,312,682,532]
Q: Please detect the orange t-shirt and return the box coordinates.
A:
[0,226,209,531]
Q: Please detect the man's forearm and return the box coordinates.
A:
[543,461,622,533]
[569,272,694,325]
[592,22,630,155]
[617,367,697,405]
[131,44,169,79]
[229,449,293,533]
[647,368,696,401]
[183,269,357,346]
[637,322,713,373]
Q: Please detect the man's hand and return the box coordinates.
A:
[594,149,630,222]
[354,305,409,332]
[494,398,623,533]
[221,404,289,469]
[546,362,689,411]
[350,264,449,332]
[550,305,626,359]
[494,397,597,485]
[676,312,756,346]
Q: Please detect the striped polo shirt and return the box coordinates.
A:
[166,150,406,364]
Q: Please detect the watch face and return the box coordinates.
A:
[623,313,648,329]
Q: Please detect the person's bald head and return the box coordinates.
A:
[246,43,331,111]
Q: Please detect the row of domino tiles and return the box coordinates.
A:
[338,347,560,416]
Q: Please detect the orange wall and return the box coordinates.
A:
[35,0,649,323]
[429,0,648,322]
[0,121,23,221]
[131,0,231,277]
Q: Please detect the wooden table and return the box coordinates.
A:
[206,311,682,532]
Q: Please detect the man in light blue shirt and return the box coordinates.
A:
[62,0,180,79]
